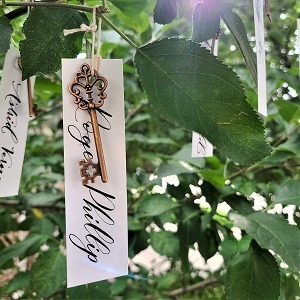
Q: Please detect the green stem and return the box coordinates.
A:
[261,203,275,212]
[2,1,139,49]
[99,13,138,49]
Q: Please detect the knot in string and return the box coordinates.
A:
[62,7,102,76]
[63,23,97,36]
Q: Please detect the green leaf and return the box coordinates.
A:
[0,209,18,233]
[128,216,143,231]
[198,227,219,260]
[157,272,180,290]
[230,212,300,272]
[26,192,64,206]
[5,272,30,294]
[219,0,257,84]
[275,180,300,206]
[274,100,300,125]
[224,195,254,215]
[225,241,280,300]
[110,277,127,296]
[158,161,198,177]
[220,235,252,262]
[150,230,180,258]
[136,194,179,218]
[30,249,66,298]
[109,0,146,16]
[201,169,225,188]
[192,0,220,43]
[126,133,178,145]
[153,0,177,25]
[20,7,88,79]
[135,38,270,165]
[31,216,55,235]
[0,16,13,53]
[283,275,300,300]
[68,281,111,299]
[114,9,150,34]
[0,234,48,268]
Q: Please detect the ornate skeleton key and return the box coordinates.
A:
[69,63,108,185]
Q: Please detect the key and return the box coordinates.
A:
[69,63,108,185]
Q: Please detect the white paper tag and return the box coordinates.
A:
[192,38,218,158]
[62,59,128,288]
[297,19,300,58]
[253,0,267,116]
[0,47,30,197]
[201,39,219,56]
[191,132,213,158]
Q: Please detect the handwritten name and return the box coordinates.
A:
[0,81,21,181]
[69,185,115,262]
[68,104,115,262]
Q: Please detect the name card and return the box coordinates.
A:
[191,38,218,158]
[62,59,128,287]
[253,0,268,116]
[0,47,30,197]
[191,132,213,158]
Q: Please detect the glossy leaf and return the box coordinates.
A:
[110,0,146,16]
[30,249,66,298]
[0,234,48,268]
[192,0,220,43]
[20,7,88,79]
[68,281,111,299]
[150,230,180,257]
[219,0,257,84]
[230,212,300,272]
[224,195,254,215]
[220,235,252,262]
[225,241,280,300]
[154,0,177,25]
[0,16,13,53]
[274,100,300,125]
[274,180,300,206]
[135,38,270,165]
[136,194,179,218]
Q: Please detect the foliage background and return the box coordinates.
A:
[0,0,299,299]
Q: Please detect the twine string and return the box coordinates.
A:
[63,7,102,76]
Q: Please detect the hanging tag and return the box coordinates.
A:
[297,19,300,57]
[191,38,218,158]
[62,59,127,288]
[0,48,31,197]
[191,132,213,158]
[253,0,267,116]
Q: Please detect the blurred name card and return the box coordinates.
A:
[0,47,30,197]
[191,132,213,158]
[62,59,128,287]
[253,0,268,116]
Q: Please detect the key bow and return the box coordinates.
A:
[69,63,108,110]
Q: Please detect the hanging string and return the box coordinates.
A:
[91,17,102,76]
[63,7,102,76]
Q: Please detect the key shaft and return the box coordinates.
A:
[90,106,108,183]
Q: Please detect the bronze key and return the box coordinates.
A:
[69,63,108,185]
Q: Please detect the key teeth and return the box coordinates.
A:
[78,158,100,186]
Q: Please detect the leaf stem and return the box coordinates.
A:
[2,1,139,49]
[99,13,138,49]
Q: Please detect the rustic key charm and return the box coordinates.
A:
[68,63,108,185]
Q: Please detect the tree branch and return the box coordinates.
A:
[2,1,138,49]
[272,125,299,147]
[0,200,65,211]
[164,277,219,297]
